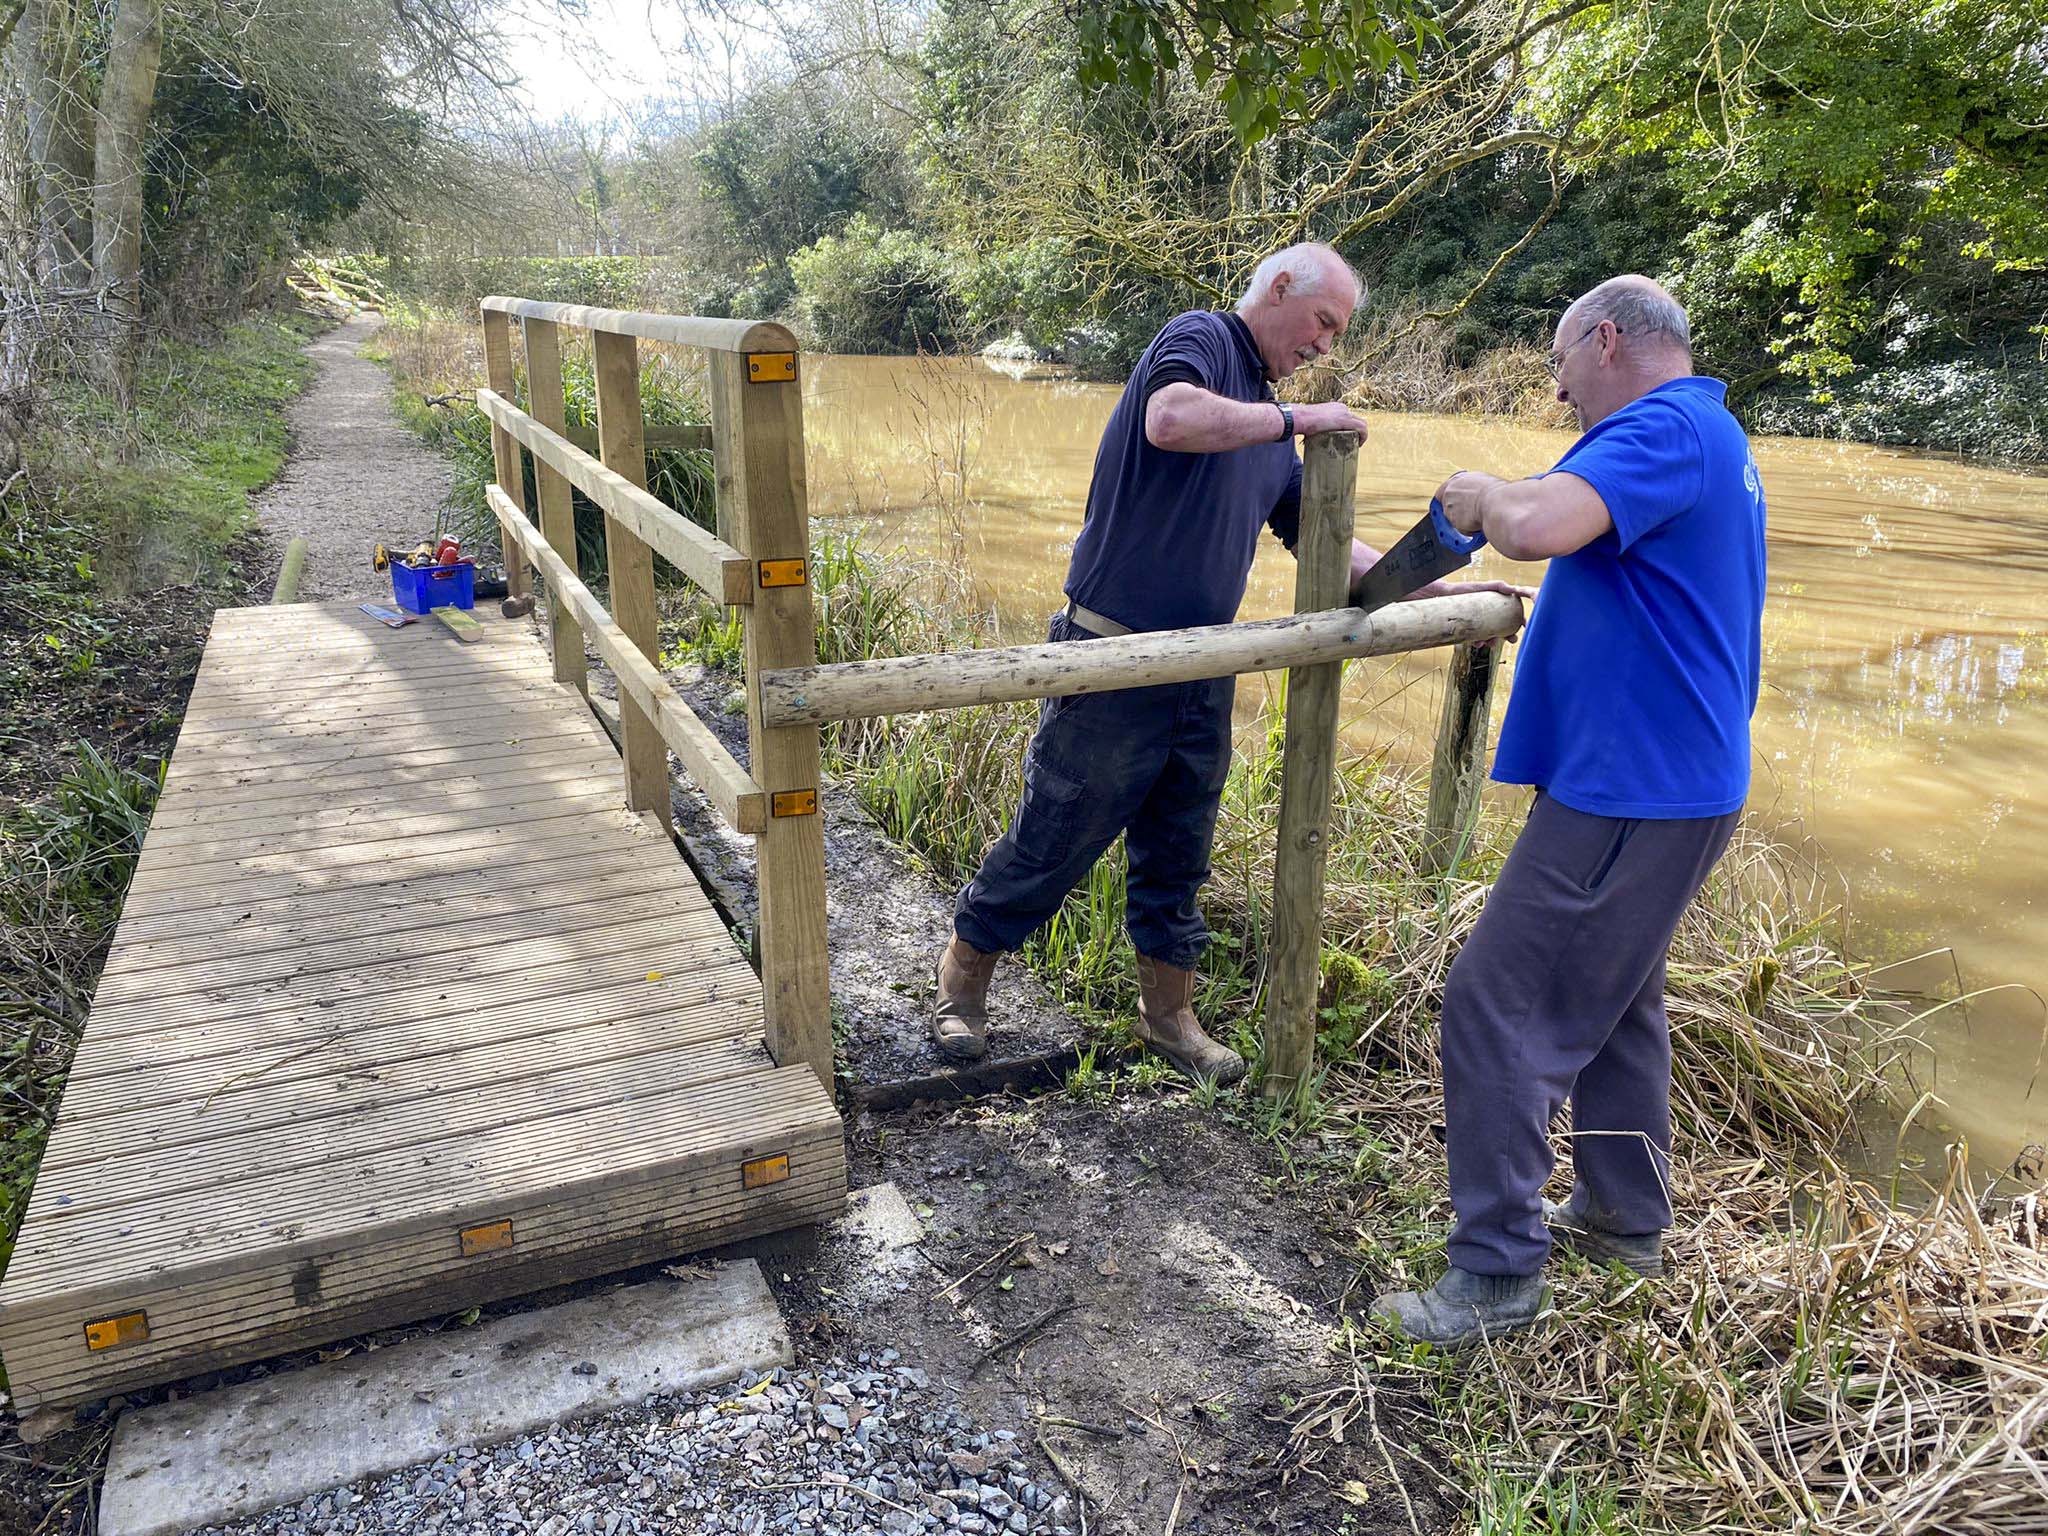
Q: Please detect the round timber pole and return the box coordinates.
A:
[1262,430,1358,1102]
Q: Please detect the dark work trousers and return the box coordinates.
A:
[954,611,1234,969]
[1442,791,1740,1276]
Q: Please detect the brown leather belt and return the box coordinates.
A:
[1063,599,1132,638]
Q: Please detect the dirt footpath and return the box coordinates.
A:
[253,314,452,604]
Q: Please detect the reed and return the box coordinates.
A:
[664,535,2045,1532]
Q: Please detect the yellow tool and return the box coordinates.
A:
[371,542,435,573]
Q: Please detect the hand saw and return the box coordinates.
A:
[1352,500,1488,613]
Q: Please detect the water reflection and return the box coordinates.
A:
[801,353,2048,1167]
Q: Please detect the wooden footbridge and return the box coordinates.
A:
[0,301,1521,1414]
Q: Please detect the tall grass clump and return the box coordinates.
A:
[0,746,160,1269]
[667,532,2044,1532]
[367,304,715,576]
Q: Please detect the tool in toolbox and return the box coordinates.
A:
[1351,499,1487,612]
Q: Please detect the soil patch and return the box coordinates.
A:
[731,1090,1444,1535]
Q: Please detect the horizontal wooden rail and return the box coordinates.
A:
[756,593,1525,728]
[478,388,750,606]
[488,483,767,834]
[561,421,713,455]
[481,297,797,357]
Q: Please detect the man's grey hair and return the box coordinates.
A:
[1236,243,1364,314]
[1571,276,1691,353]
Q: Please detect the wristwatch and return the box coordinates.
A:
[1274,403,1294,440]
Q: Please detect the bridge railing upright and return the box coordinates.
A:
[476,296,1522,1103]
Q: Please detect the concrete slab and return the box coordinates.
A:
[99,1259,791,1536]
[823,1182,927,1305]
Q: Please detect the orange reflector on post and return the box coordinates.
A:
[459,1219,514,1257]
[771,789,817,818]
[746,352,797,383]
[758,558,807,588]
[743,1154,791,1189]
[84,1311,149,1351]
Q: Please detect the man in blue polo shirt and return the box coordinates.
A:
[930,242,1519,1081]
[1372,275,1767,1346]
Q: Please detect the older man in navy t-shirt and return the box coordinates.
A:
[931,243,1519,1082]
[1373,275,1767,1347]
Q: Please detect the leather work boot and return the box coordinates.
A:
[1543,1190,1666,1278]
[1371,1266,1549,1348]
[932,935,999,1061]
[1133,955,1246,1087]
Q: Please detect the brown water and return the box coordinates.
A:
[799,354,2048,1168]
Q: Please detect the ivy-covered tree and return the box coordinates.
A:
[1542,0,2048,382]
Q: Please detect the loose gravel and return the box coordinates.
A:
[197,1357,1077,1536]
[256,312,454,605]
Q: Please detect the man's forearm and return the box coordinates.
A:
[1147,384,1287,452]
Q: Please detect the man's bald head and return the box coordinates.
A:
[1562,276,1692,360]
[1550,275,1695,430]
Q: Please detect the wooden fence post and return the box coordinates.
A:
[711,339,832,1093]
[1422,642,1499,874]
[591,329,669,829]
[1262,431,1359,1102]
[519,317,588,694]
[479,308,529,603]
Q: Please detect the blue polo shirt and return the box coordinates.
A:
[1493,376,1766,819]
[1065,311,1302,631]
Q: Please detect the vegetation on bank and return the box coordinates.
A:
[656,534,2048,1532]
[0,312,320,1275]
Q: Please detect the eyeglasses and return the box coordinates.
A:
[1545,323,1624,379]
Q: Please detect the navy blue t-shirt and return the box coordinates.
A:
[1493,376,1766,818]
[1064,311,1302,631]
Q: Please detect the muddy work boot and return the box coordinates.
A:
[932,936,999,1061]
[1543,1190,1665,1278]
[1133,955,1246,1087]
[1371,1267,1549,1348]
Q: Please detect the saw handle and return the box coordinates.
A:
[1429,498,1487,555]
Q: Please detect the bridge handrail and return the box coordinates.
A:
[477,387,750,605]
[480,293,831,1089]
[486,483,766,833]
[481,296,797,356]
[755,594,1523,729]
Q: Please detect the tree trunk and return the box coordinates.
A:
[90,0,162,401]
[19,0,93,295]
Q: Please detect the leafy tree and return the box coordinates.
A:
[1541,0,2048,382]
[1070,0,1437,145]
[788,214,961,353]
[693,76,915,274]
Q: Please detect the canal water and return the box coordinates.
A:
[797,353,2048,1170]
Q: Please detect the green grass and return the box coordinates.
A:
[0,746,160,1273]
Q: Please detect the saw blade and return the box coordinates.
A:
[1352,500,1487,612]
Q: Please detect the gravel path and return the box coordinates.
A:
[199,1359,1078,1536]
[256,314,452,604]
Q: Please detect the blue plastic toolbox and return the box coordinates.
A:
[390,560,476,615]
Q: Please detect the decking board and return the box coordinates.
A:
[0,602,843,1412]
